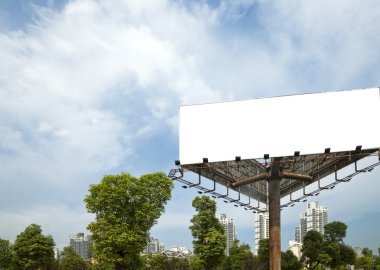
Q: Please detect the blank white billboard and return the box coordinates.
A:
[179,88,380,165]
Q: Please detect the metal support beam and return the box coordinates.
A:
[268,158,281,270]
[231,173,268,188]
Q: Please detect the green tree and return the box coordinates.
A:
[189,196,226,270]
[256,239,269,270]
[355,248,373,270]
[323,221,355,269]
[323,221,347,243]
[0,238,14,269]
[189,254,205,270]
[281,250,302,270]
[84,172,173,270]
[301,230,330,269]
[12,224,55,270]
[223,240,254,270]
[59,246,87,270]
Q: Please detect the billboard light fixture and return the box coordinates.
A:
[294,151,300,157]
[203,158,208,163]
[325,148,331,154]
[235,156,241,162]
[175,160,181,166]
[264,154,270,160]
[355,145,362,152]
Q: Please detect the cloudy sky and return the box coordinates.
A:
[1,0,380,254]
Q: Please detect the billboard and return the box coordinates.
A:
[179,88,380,165]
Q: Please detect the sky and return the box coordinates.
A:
[1,0,380,254]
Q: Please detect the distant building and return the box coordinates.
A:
[288,240,302,259]
[254,211,269,254]
[69,233,91,259]
[295,202,328,243]
[218,213,237,255]
[353,247,364,257]
[143,237,164,254]
[162,246,192,259]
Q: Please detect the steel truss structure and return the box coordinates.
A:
[169,148,380,211]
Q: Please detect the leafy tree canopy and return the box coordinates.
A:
[324,221,347,243]
[0,238,14,269]
[84,172,174,270]
[222,240,254,270]
[281,250,302,270]
[12,224,55,270]
[60,246,87,270]
[189,196,226,270]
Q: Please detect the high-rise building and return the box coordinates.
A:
[218,213,237,256]
[295,202,328,243]
[254,211,269,254]
[69,233,92,259]
[144,237,164,254]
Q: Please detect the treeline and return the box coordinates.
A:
[1,173,380,270]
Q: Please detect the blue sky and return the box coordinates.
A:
[1,0,380,254]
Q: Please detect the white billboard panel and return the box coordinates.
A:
[179,88,380,165]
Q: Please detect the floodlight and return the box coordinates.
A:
[223,200,228,203]
[291,204,295,207]
[197,191,203,194]
[355,145,362,152]
[203,158,208,163]
[294,151,300,157]
[252,211,257,213]
[325,148,331,154]
[302,199,307,202]
[212,196,216,199]
[367,168,374,172]
[234,204,239,207]
[182,185,188,189]
[330,186,335,189]
[315,192,320,196]
[264,154,270,160]
[235,156,241,162]
[175,160,181,166]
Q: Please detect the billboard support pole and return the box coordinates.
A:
[268,158,282,270]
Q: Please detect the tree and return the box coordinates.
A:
[59,246,87,270]
[12,224,55,270]
[256,239,269,270]
[323,221,355,269]
[189,254,205,270]
[223,240,254,270]
[0,238,14,269]
[301,230,330,269]
[281,250,302,270]
[323,221,347,243]
[189,196,226,270]
[355,248,374,270]
[84,172,173,270]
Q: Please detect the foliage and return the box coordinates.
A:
[301,221,356,269]
[281,250,302,270]
[256,239,269,270]
[189,196,226,270]
[84,172,173,270]
[222,240,254,270]
[323,221,347,243]
[301,230,330,269]
[0,238,14,269]
[355,247,375,270]
[59,246,87,270]
[12,224,55,270]
[189,255,205,270]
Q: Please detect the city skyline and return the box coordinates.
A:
[1,0,380,255]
